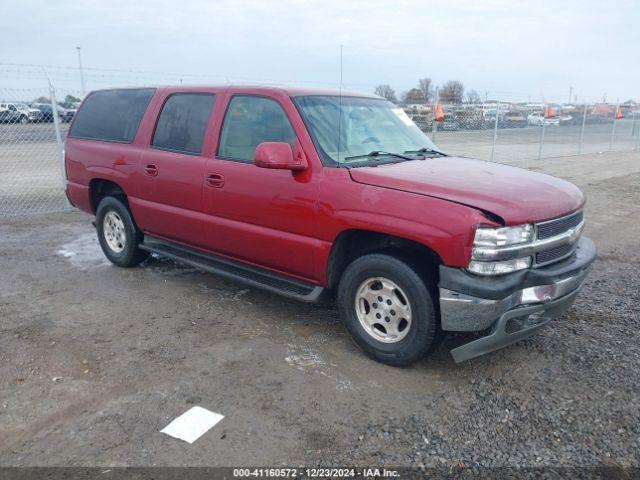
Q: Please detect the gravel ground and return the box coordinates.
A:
[337,256,640,468]
[0,151,639,473]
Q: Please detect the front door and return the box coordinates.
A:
[202,94,322,282]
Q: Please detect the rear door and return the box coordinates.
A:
[137,92,216,247]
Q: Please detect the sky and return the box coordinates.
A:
[2,0,639,102]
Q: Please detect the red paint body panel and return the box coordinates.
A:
[348,157,585,224]
[65,85,586,288]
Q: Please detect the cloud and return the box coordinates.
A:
[1,0,638,101]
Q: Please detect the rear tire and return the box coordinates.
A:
[96,196,149,267]
[337,253,438,366]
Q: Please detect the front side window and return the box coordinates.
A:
[152,93,216,155]
[293,95,441,165]
[218,96,297,162]
[69,88,155,143]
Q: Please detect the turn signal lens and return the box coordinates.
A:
[468,257,532,276]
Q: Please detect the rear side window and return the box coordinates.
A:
[151,93,215,155]
[218,96,296,162]
[69,88,155,143]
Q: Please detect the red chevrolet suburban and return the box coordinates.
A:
[64,86,596,365]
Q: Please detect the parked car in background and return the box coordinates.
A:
[0,105,23,124]
[31,103,75,123]
[60,105,77,122]
[31,104,55,122]
[65,85,596,366]
[457,113,484,130]
[527,112,559,126]
[0,102,42,123]
[13,103,42,122]
[500,111,527,128]
[558,114,575,126]
[482,109,504,128]
[440,117,460,131]
[59,101,80,113]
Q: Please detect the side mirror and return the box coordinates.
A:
[254,142,308,171]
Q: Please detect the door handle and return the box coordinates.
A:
[144,164,158,176]
[205,173,225,188]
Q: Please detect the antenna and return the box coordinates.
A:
[337,44,343,164]
[339,44,344,91]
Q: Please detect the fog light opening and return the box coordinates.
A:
[505,312,547,334]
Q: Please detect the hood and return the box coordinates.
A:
[348,157,584,225]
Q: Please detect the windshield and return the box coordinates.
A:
[293,95,441,165]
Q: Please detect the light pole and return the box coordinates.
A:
[76,46,86,96]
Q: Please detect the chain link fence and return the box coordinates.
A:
[0,86,73,216]
[0,64,638,217]
[410,100,640,165]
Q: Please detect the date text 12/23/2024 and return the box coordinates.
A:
[233,467,400,478]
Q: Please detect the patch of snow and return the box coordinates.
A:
[57,233,110,270]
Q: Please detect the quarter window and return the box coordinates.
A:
[218,96,297,162]
[69,88,155,143]
[152,93,216,155]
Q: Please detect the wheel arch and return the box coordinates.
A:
[89,178,127,213]
[326,229,444,290]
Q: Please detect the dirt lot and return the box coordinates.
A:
[1,151,639,470]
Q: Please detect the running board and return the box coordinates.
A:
[140,236,324,302]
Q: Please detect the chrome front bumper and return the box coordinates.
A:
[438,236,597,362]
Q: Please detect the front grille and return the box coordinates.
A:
[536,243,574,265]
[537,211,583,239]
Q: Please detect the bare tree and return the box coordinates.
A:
[402,88,426,105]
[466,90,481,104]
[374,85,398,103]
[439,80,465,104]
[418,78,433,103]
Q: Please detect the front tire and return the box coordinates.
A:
[337,253,438,366]
[96,196,149,267]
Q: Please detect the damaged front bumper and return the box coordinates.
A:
[438,236,597,362]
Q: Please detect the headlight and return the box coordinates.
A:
[473,224,534,247]
[468,257,532,276]
[469,224,534,276]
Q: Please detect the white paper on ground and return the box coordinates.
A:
[160,406,224,444]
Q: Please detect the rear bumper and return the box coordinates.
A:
[438,236,597,362]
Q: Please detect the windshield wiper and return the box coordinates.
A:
[403,147,445,156]
[344,151,414,162]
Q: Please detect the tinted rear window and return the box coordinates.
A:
[152,93,215,155]
[69,88,155,143]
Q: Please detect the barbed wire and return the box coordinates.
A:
[0,62,622,103]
